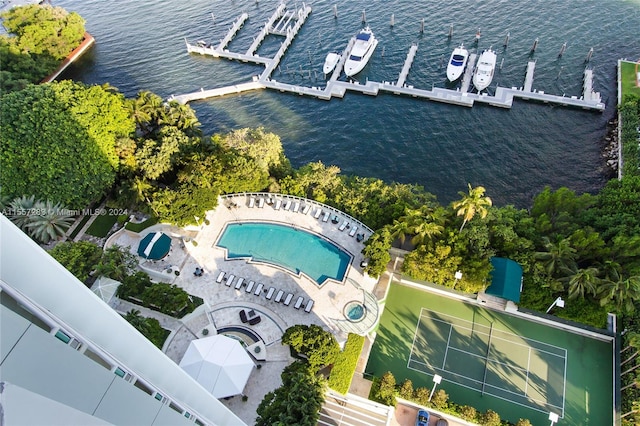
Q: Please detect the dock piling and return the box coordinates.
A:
[362,9,366,24]
[390,14,395,28]
[585,47,593,63]
[499,57,504,70]
[530,37,539,53]
[211,13,215,24]
[503,32,510,47]
[420,18,425,34]
[558,42,567,57]
[475,28,481,42]
[333,4,337,19]
[448,23,453,38]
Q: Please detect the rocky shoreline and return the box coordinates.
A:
[602,118,619,179]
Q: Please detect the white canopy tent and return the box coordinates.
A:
[179,335,255,399]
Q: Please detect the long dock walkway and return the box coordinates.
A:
[397,43,418,87]
[171,4,605,112]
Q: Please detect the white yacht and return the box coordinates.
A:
[344,27,378,77]
[323,52,341,75]
[473,48,497,91]
[446,43,469,82]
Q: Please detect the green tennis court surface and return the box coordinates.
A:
[366,283,614,425]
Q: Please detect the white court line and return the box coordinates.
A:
[406,361,565,415]
[442,324,453,369]
[412,308,567,415]
[420,309,568,356]
[406,309,425,370]
[525,346,532,395]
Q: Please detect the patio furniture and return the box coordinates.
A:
[283,293,294,306]
[283,200,291,211]
[245,280,255,293]
[254,283,264,295]
[234,277,244,290]
[339,221,348,231]
[304,299,314,313]
[248,316,261,326]
[258,197,265,208]
[349,226,358,237]
[226,274,235,287]
[239,310,248,323]
[313,208,322,219]
[216,271,226,283]
[265,287,275,300]
[248,197,255,208]
[294,296,304,309]
[292,202,300,213]
[301,204,311,214]
[274,290,284,303]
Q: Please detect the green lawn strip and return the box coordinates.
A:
[125,217,158,233]
[85,213,119,237]
[365,283,614,425]
[620,60,640,99]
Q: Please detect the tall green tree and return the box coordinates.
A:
[452,184,492,231]
[282,324,340,370]
[49,241,103,283]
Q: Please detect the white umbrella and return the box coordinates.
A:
[179,335,254,399]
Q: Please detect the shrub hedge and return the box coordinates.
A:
[328,333,365,394]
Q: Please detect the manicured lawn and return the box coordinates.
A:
[366,283,614,425]
[86,213,118,237]
[620,60,640,99]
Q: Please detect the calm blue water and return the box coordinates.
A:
[56,0,640,206]
[216,222,351,284]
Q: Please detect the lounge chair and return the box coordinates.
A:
[313,208,322,219]
[294,296,304,309]
[339,221,348,231]
[248,316,261,326]
[304,299,314,313]
[248,197,255,208]
[258,197,265,208]
[349,226,358,237]
[283,200,291,211]
[265,287,275,300]
[274,199,282,210]
[292,202,300,213]
[239,310,248,323]
[226,274,235,287]
[356,233,365,242]
[284,293,294,306]
[216,271,226,283]
[245,280,255,293]
[301,204,311,215]
[274,290,284,303]
[254,282,264,295]
[234,277,244,289]
[322,211,330,222]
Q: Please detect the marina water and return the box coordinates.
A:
[56,0,640,207]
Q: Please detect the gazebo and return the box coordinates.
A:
[179,335,255,399]
[137,232,172,260]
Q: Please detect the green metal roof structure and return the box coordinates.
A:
[486,257,523,303]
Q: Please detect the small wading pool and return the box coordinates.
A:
[344,301,366,322]
[216,222,351,285]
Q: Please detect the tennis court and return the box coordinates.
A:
[408,309,566,416]
[365,283,614,425]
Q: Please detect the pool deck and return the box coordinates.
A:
[107,193,379,424]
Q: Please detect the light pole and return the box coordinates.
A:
[454,271,463,288]
[546,296,565,314]
[428,374,442,401]
[549,412,559,426]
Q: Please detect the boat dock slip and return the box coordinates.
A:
[524,61,536,92]
[217,13,248,52]
[172,4,605,112]
[396,43,418,87]
[460,53,477,93]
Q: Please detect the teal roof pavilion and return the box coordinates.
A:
[486,257,523,303]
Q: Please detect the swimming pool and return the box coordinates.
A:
[216,222,351,286]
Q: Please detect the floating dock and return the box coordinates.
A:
[171,4,605,112]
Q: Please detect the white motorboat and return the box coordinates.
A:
[323,52,341,75]
[446,43,469,82]
[473,48,497,91]
[344,27,378,77]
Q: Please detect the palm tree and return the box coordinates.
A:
[8,195,36,229]
[534,236,577,278]
[124,309,148,334]
[598,272,640,314]
[561,266,600,300]
[452,184,492,231]
[25,200,74,244]
[411,220,444,246]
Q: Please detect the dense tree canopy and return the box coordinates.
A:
[0,82,134,208]
[48,241,103,283]
[0,4,85,94]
